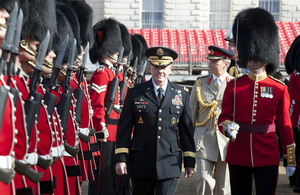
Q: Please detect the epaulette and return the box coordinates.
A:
[128,83,134,89]
[183,86,189,92]
[97,65,105,72]
[197,75,209,80]
[228,74,246,83]
[269,75,285,85]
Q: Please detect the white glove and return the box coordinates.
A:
[226,122,240,140]
[285,166,296,176]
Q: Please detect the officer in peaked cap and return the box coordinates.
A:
[218,7,295,195]
[190,45,233,195]
[145,46,178,67]
[115,46,195,194]
[207,46,234,60]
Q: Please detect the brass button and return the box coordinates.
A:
[157,136,161,139]
[177,111,179,114]
[159,118,162,121]
[252,119,256,122]
[253,113,256,117]
[159,109,162,113]
[158,127,161,130]
[255,95,258,98]
[254,100,257,103]
[255,86,259,89]
[253,110,257,113]
[255,91,258,94]
[254,104,257,107]
[139,110,141,112]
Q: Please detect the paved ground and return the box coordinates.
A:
[81,161,296,195]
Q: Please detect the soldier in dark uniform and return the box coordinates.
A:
[218,8,296,195]
[115,47,195,195]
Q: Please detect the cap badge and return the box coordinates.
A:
[210,49,214,55]
[157,48,164,56]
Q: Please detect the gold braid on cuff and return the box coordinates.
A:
[183,151,195,158]
[286,143,296,166]
[115,148,129,154]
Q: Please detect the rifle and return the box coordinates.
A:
[43,35,69,117]
[119,50,132,104]
[6,8,23,108]
[136,60,147,84]
[130,57,138,84]
[96,47,124,140]
[0,3,17,129]
[75,43,92,143]
[24,31,50,139]
[55,39,79,156]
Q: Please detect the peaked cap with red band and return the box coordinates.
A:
[206,46,234,60]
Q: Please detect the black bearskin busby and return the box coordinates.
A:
[131,35,143,66]
[0,0,17,12]
[55,0,80,62]
[70,0,94,48]
[20,0,57,53]
[134,34,148,71]
[233,7,280,75]
[118,22,132,58]
[285,35,300,74]
[89,18,123,64]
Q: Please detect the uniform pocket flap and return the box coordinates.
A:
[170,105,183,114]
[170,140,179,153]
[130,139,144,152]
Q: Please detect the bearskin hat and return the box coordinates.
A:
[118,22,132,58]
[55,0,80,62]
[20,0,57,53]
[233,7,280,75]
[89,18,123,64]
[70,0,94,48]
[293,41,300,73]
[285,35,300,74]
[131,35,142,65]
[133,34,148,70]
[0,0,17,12]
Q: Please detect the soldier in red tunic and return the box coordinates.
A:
[88,18,123,195]
[218,8,296,195]
[0,1,17,194]
[285,35,300,191]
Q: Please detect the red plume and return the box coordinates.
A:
[97,31,103,43]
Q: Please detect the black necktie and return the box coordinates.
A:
[158,88,163,103]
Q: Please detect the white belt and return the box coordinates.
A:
[52,145,64,157]
[25,153,38,165]
[0,155,13,169]
[63,151,73,157]
[79,128,90,136]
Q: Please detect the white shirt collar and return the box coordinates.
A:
[212,73,228,84]
[152,79,168,96]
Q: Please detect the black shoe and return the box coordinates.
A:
[293,186,300,193]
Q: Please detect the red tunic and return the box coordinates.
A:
[289,70,300,129]
[90,64,120,142]
[218,73,294,167]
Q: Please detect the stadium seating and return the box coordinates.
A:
[127,21,300,64]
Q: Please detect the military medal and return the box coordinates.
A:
[260,87,265,98]
[269,87,273,98]
[172,93,183,106]
[265,87,270,98]
[171,117,176,125]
